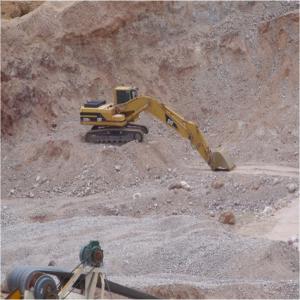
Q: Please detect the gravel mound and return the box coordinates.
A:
[2,215,299,298]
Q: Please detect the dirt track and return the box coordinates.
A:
[232,164,299,178]
[187,164,299,177]
[1,1,299,299]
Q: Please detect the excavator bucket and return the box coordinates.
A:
[210,151,235,171]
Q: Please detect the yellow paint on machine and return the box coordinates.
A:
[80,86,235,171]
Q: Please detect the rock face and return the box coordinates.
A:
[1,1,43,19]
[1,2,299,166]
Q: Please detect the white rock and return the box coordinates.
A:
[153,203,158,208]
[28,192,34,198]
[211,180,224,189]
[180,181,192,191]
[133,192,141,200]
[273,178,280,185]
[209,211,215,217]
[262,206,273,217]
[288,236,299,249]
[36,175,41,182]
[168,181,191,191]
[287,183,297,193]
[9,189,15,195]
[115,165,121,172]
[288,236,298,244]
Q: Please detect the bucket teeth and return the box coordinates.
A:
[210,151,235,171]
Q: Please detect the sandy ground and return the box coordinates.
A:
[238,197,299,241]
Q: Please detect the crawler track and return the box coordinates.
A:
[85,123,148,144]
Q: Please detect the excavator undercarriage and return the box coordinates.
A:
[85,123,148,144]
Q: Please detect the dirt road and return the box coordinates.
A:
[186,164,299,178]
[232,164,299,178]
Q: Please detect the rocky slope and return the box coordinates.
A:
[1,1,299,162]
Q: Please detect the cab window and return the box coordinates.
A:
[116,90,131,104]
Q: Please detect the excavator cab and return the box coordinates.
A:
[114,86,138,104]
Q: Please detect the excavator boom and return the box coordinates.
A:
[80,88,235,171]
[116,96,235,170]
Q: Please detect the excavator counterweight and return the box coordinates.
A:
[80,86,235,171]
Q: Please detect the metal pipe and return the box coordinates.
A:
[6,267,158,299]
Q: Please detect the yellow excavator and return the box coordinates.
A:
[80,86,234,171]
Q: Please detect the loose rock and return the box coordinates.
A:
[48,260,56,266]
[209,211,215,218]
[287,236,299,250]
[262,206,274,217]
[211,180,224,189]
[27,192,34,198]
[219,211,236,225]
[287,183,297,193]
[133,192,141,200]
[168,180,191,191]
[252,182,260,190]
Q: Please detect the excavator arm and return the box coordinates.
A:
[116,96,235,171]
